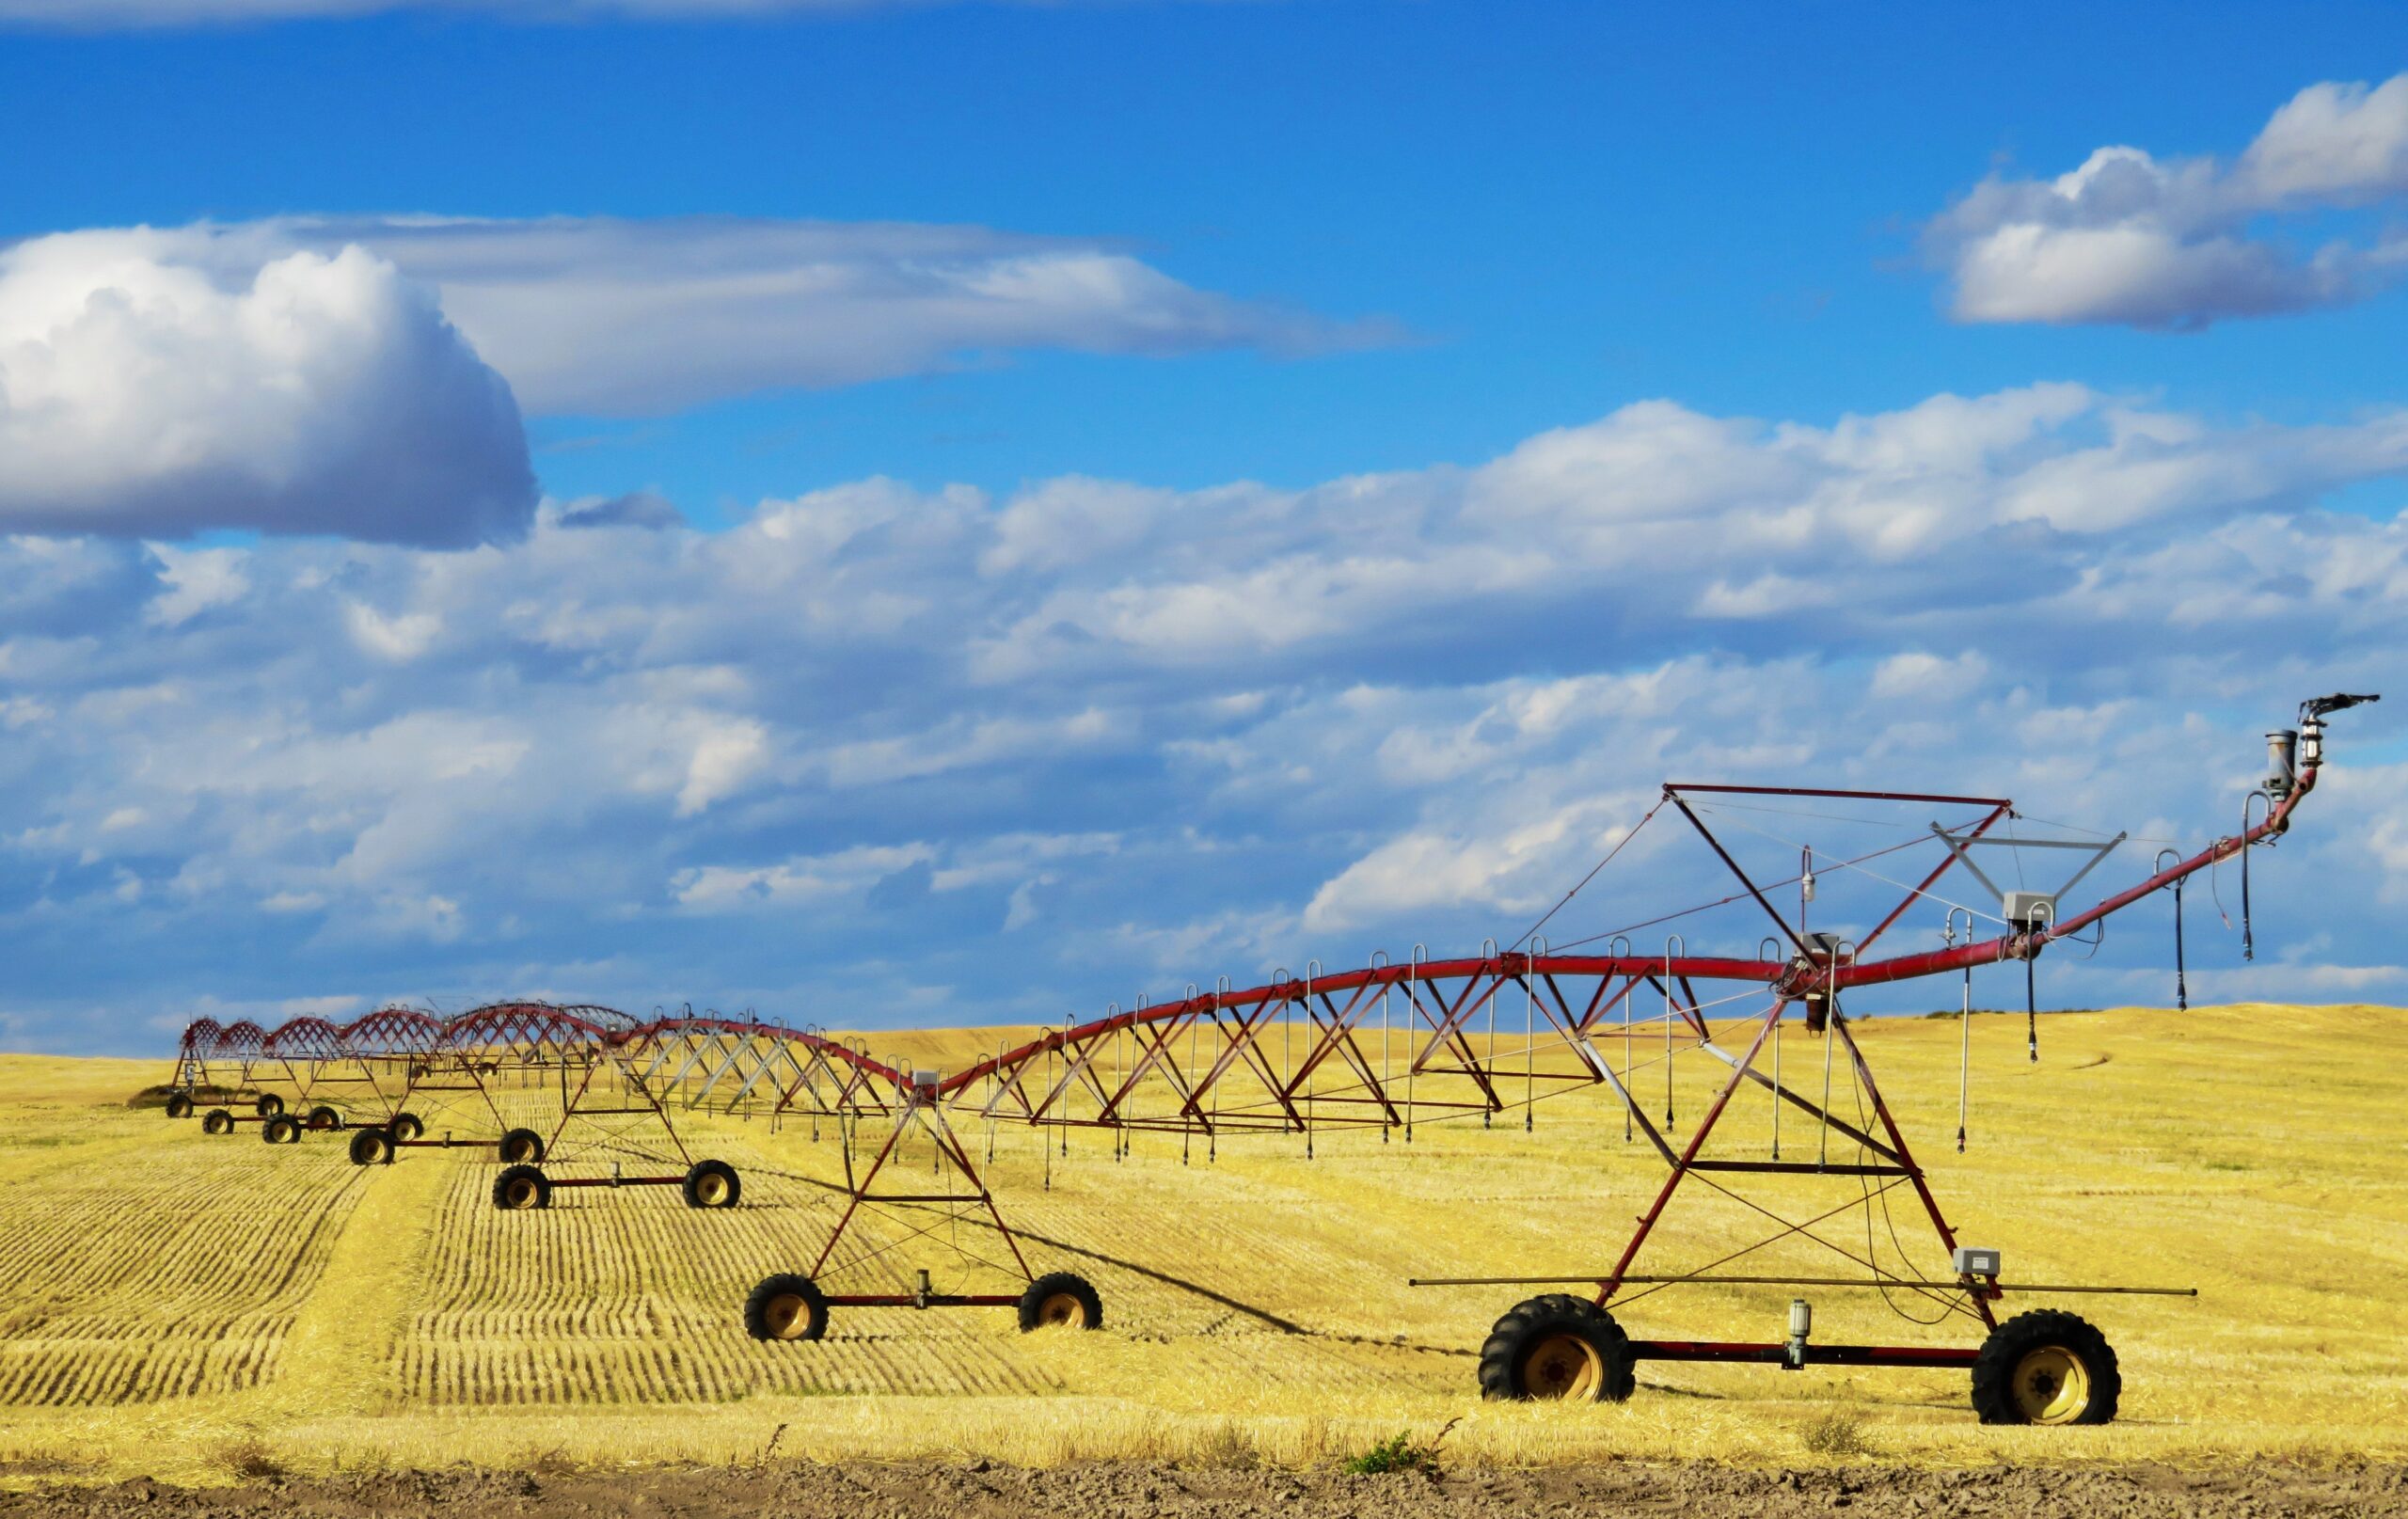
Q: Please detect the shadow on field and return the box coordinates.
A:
[754,1165,1472,1354]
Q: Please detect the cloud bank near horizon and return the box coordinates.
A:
[2,382,2401,1053]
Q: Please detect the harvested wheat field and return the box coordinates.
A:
[1,1002,2404,1497]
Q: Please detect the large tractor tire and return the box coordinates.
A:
[254,1094,285,1117]
[348,1128,395,1166]
[388,1112,426,1143]
[261,1114,302,1145]
[1017,1272,1103,1332]
[1971,1310,2120,1425]
[681,1159,740,1210]
[498,1127,546,1165]
[743,1274,829,1341]
[164,1093,194,1119]
[1478,1293,1637,1402]
[304,1105,343,1131]
[493,1164,552,1211]
[201,1108,236,1136]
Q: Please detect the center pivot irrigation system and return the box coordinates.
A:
[158,694,2378,1425]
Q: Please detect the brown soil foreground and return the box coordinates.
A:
[5,1462,2405,1518]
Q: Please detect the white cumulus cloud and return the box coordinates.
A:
[1928,73,2408,329]
[0,229,534,545]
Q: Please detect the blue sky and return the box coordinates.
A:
[1,0,2404,1053]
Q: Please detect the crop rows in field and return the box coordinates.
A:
[401,1146,1063,1403]
[0,1128,368,1406]
[397,1324,1064,1403]
[0,1097,1610,1412]
[379,1117,1491,1406]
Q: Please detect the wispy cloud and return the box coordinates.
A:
[287,214,1390,416]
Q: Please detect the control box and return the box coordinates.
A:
[1953,1246,2002,1277]
[2001,892,2055,929]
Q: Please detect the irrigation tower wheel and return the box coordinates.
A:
[498,1127,546,1165]
[348,1128,395,1165]
[254,1094,285,1117]
[200,1109,235,1136]
[681,1159,740,1209]
[743,1274,829,1341]
[261,1114,302,1145]
[388,1112,425,1143]
[1017,1272,1103,1332]
[304,1105,342,1131]
[1478,1294,1636,1402]
[492,1164,552,1210]
[1971,1310,2120,1425]
[164,1093,193,1119]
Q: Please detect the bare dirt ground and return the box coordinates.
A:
[5,1462,2405,1518]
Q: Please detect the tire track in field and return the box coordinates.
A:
[265,1143,453,1411]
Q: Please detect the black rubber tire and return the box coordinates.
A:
[1478,1293,1636,1401]
[165,1093,194,1119]
[743,1274,829,1341]
[348,1127,395,1165]
[498,1127,546,1164]
[305,1105,342,1131]
[261,1115,302,1145]
[493,1164,552,1210]
[388,1112,425,1143]
[1017,1271,1104,1332]
[681,1159,740,1210]
[201,1108,235,1135]
[1971,1309,2120,1425]
[255,1094,285,1117]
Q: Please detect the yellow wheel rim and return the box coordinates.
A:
[697,1173,731,1206]
[504,1138,534,1162]
[1038,1292,1088,1328]
[764,1292,810,1338]
[503,1179,540,1210]
[2011,1344,2090,1424]
[1520,1332,1603,1400]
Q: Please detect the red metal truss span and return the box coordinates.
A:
[160,703,2336,1141]
[176,1018,224,1058]
[216,1021,267,1058]
[260,1017,348,1061]
[341,1007,445,1058]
